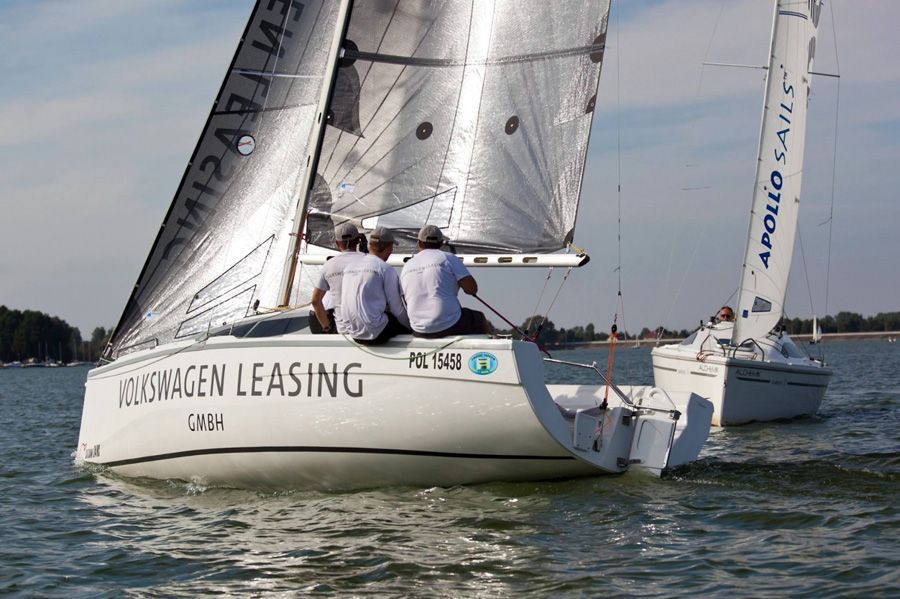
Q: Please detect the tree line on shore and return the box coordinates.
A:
[1,305,897,362]
[502,311,900,346]
[0,306,110,363]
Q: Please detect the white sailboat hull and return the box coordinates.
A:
[77,334,711,490]
[652,335,831,426]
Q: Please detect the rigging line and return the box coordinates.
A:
[655,0,726,335]
[658,221,704,338]
[528,268,555,327]
[719,288,737,313]
[534,266,575,334]
[473,294,550,357]
[797,229,816,316]
[613,4,628,340]
[615,0,622,306]
[824,0,841,325]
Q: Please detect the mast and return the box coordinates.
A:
[277,0,354,307]
[731,0,822,344]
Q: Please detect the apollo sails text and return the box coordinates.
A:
[758,77,795,270]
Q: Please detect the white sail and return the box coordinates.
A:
[105,1,349,359]
[812,315,822,343]
[732,0,823,344]
[298,0,611,257]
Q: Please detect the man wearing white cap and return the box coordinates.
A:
[339,227,411,344]
[311,222,364,334]
[400,225,488,337]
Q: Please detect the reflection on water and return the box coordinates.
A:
[0,341,898,596]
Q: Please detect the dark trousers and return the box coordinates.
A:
[355,313,411,345]
[413,308,489,338]
[309,309,336,334]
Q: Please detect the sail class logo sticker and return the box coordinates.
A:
[236,134,256,156]
[469,352,498,375]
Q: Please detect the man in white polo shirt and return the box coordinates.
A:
[400,225,488,337]
[311,222,364,334]
[340,227,411,344]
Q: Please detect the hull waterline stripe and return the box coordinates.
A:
[100,446,578,468]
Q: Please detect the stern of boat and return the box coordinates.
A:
[523,347,712,476]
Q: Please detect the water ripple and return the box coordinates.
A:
[0,341,898,596]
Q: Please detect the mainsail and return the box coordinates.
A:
[105,1,348,359]
[732,0,822,344]
[300,0,611,257]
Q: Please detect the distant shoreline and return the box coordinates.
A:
[550,330,900,349]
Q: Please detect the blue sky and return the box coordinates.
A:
[0,0,897,337]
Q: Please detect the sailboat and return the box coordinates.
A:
[76,0,712,490]
[652,0,832,426]
[809,315,822,344]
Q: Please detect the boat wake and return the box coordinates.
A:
[670,451,899,498]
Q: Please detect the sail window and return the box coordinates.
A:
[360,188,456,231]
[211,313,311,339]
[416,122,433,140]
[505,116,519,135]
[751,296,773,313]
[187,236,274,314]
[177,288,257,339]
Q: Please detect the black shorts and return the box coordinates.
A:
[414,308,489,338]
[354,312,411,345]
[309,309,336,334]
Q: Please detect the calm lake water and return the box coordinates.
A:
[1,340,897,596]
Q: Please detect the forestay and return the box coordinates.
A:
[105,1,347,359]
[303,0,611,257]
[732,0,822,344]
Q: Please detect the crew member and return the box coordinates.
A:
[400,225,489,337]
[340,227,411,344]
[311,223,364,334]
[717,306,735,323]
